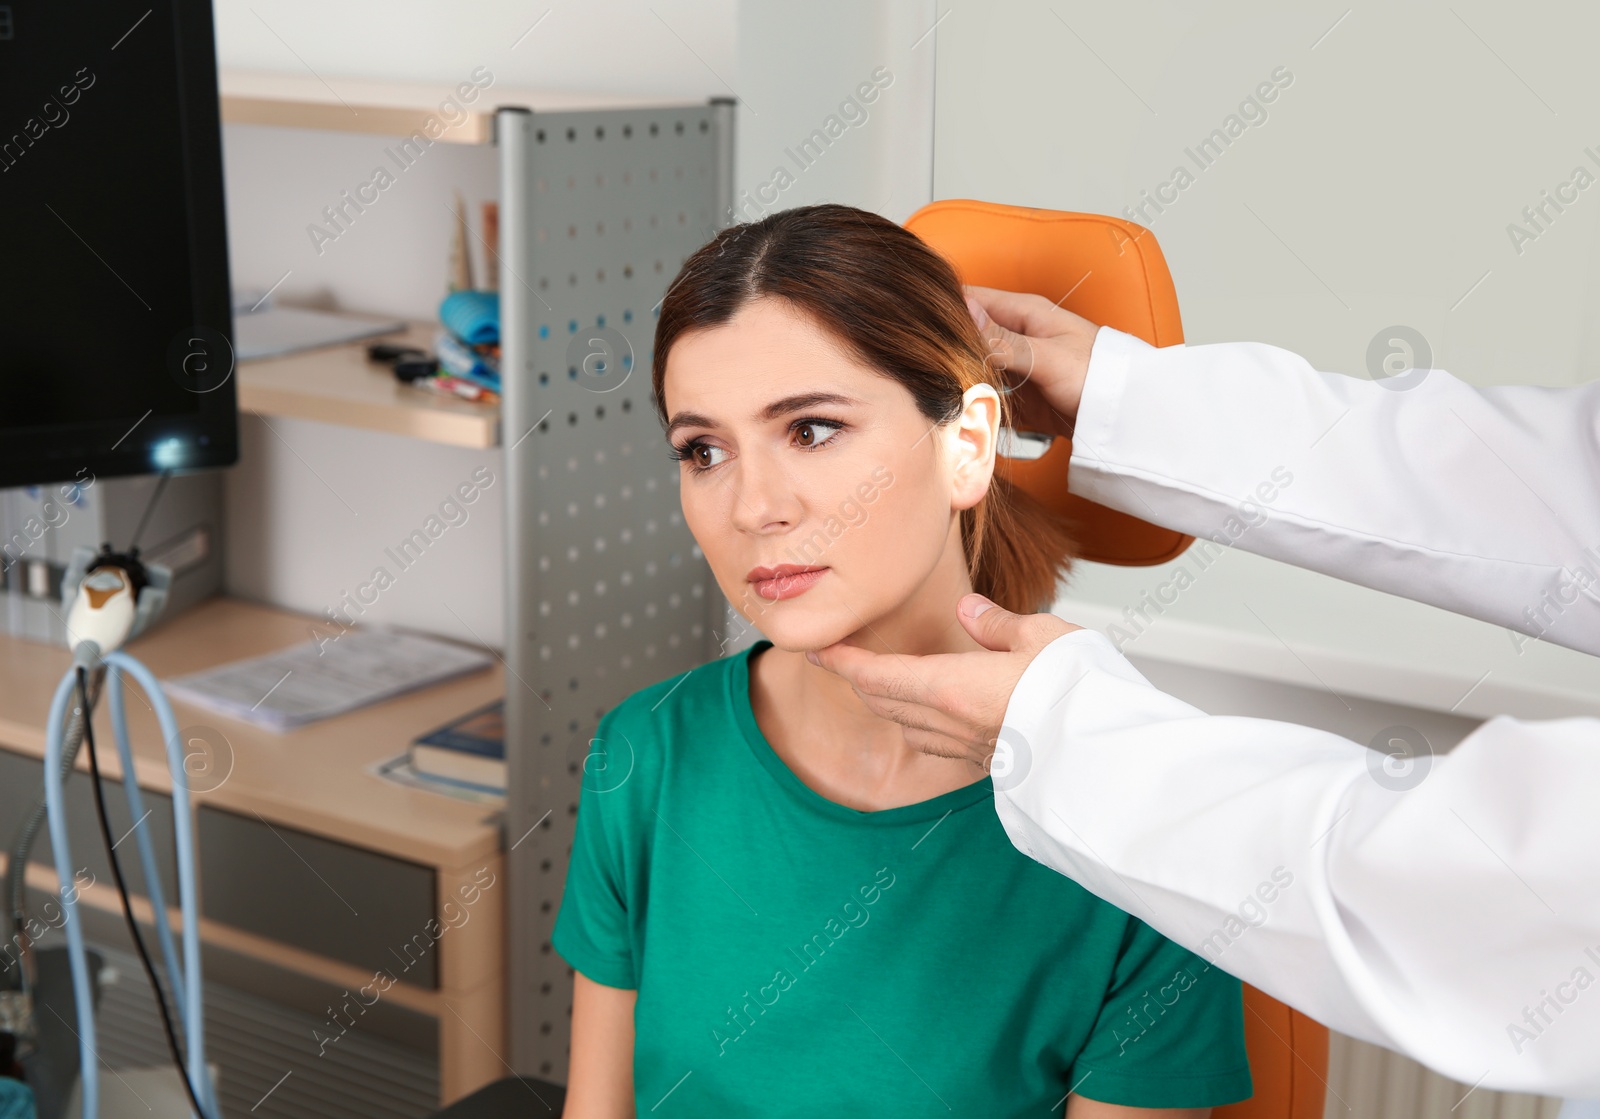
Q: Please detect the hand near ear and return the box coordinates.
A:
[807,593,1081,769]
[964,285,1100,428]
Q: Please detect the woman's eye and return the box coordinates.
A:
[693,443,729,469]
[678,420,841,471]
[794,420,842,448]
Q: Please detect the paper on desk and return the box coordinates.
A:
[163,629,493,731]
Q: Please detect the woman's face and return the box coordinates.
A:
[662,296,997,653]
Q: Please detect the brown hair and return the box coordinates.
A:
[651,203,1075,615]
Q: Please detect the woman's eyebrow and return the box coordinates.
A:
[664,391,861,439]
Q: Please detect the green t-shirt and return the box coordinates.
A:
[553,640,1252,1116]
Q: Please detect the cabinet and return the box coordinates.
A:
[0,598,505,1112]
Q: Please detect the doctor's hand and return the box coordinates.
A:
[963,285,1101,427]
[807,593,1080,769]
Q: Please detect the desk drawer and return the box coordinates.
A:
[0,747,178,902]
[197,805,439,988]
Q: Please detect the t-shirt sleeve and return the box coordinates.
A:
[550,714,637,989]
[1068,918,1254,1109]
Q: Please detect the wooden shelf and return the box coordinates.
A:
[219,69,701,144]
[237,320,501,448]
[0,596,504,868]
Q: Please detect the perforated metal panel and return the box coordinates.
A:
[497,101,734,1077]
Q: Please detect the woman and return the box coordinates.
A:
[552,204,1252,1117]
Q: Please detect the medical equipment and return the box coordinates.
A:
[14,535,218,1119]
[0,0,236,490]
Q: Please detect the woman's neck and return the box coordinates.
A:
[746,544,990,812]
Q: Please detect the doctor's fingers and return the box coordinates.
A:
[965,285,1082,338]
[964,290,1038,382]
[963,285,1095,417]
[900,724,995,769]
[855,693,995,768]
[812,643,1010,736]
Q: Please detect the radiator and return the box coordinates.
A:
[90,940,440,1119]
[1326,1032,1567,1119]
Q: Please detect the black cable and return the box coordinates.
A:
[128,470,172,552]
[77,667,210,1119]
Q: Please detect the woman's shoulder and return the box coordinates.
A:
[581,647,749,791]
[603,646,746,731]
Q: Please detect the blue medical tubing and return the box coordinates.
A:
[43,652,216,1119]
[105,663,187,1014]
[42,668,97,1119]
[105,659,219,1118]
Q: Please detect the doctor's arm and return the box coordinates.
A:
[967,286,1600,656]
[816,598,1600,1096]
[997,624,1600,1098]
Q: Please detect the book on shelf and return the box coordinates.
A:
[409,699,504,790]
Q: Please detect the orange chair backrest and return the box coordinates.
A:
[903,199,1190,567]
[1219,985,1330,1119]
[905,200,1329,1119]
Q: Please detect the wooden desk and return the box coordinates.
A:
[0,596,508,1106]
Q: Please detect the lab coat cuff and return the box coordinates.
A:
[1070,325,1157,496]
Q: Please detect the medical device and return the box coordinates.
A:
[8,527,218,1119]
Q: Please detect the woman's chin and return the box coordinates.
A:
[745,609,864,656]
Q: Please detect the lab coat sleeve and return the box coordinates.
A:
[995,628,1600,1097]
[1067,326,1600,656]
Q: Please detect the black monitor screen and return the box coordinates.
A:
[0,0,236,487]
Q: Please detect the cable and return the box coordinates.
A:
[3,668,102,986]
[128,470,172,552]
[77,666,209,1119]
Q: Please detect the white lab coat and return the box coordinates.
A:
[995,325,1600,1098]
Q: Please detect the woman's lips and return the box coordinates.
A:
[747,564,829,602]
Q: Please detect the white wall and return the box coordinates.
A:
[216,0,737,101]
[222,122,501,322]
[733,0,935,223]
[225,413,505,645]
[932,0,1600,706]
[934,1,1600,386]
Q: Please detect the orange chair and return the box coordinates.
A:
[905,199,1329,1119]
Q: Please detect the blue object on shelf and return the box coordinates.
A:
[434,331,501,390]
[439,290,501,345]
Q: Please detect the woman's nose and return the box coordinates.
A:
[727,448,801,535]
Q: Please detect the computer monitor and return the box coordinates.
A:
[0,0,237,488]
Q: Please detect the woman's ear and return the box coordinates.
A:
[945,383,1001,513]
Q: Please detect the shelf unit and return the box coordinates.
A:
[219,74,737,1087]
